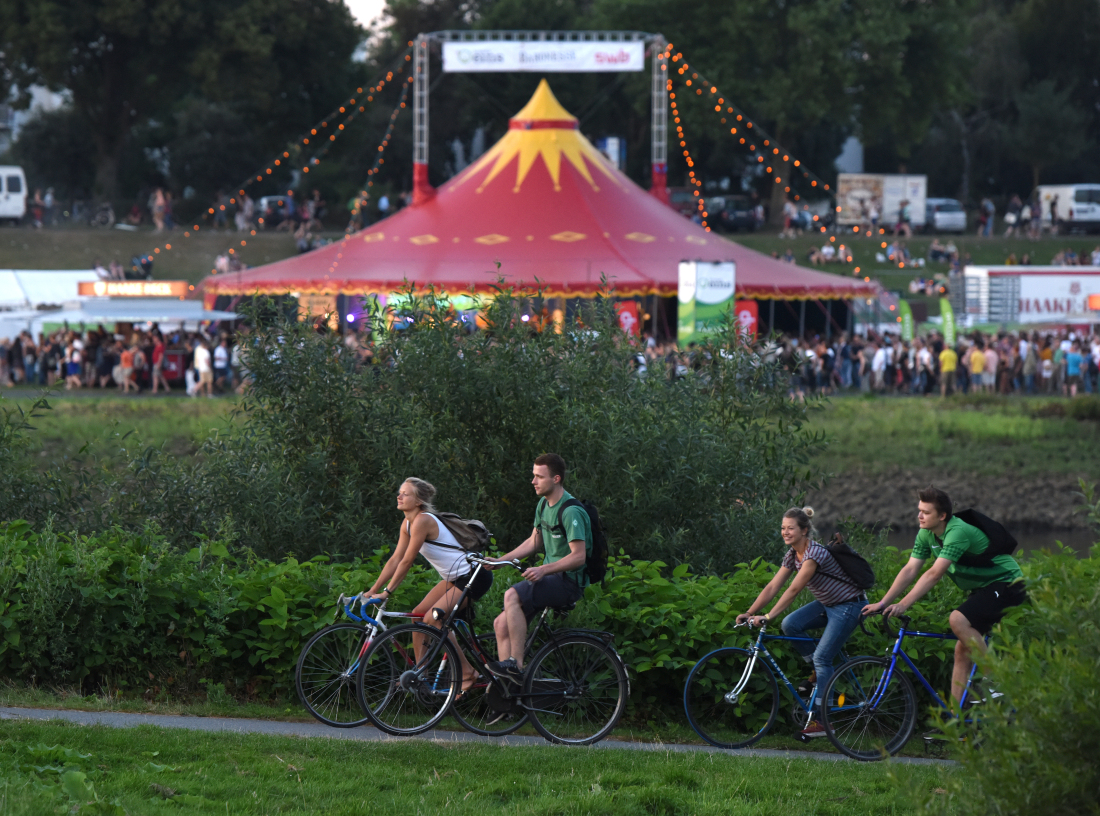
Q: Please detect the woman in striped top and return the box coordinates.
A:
[736,506,866,738]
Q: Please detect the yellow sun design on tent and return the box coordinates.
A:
[453,79,620,194]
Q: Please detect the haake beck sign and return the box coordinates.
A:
[78,281,189,297]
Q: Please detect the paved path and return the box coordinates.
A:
[0,706,949,765]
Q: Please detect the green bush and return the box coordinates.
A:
[103,286,824,571]
[3,517,1062,734]
[919,544,1100,816]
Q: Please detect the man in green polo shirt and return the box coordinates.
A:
[863,485,1026,706]
[489,453,593,681]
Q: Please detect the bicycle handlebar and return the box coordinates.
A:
[858,610,912,637]
[465,554,523,569]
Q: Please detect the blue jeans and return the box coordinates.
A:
[781,598,865,703]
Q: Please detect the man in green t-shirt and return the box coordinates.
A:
[863,485,1026,706]
[489,453,592,681]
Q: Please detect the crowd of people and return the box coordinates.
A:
[0,325,245,397]
[778,327,1100,399]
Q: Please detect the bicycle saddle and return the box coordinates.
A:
[550,601,577,618]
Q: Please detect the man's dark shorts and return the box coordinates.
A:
[956,581,1027,635]
[512,574,584,622]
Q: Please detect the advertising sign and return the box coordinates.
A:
[677,261,736,344]
[898,300,914,341]
[442,41,645,73]
[962,267,1100,325]
[940,298,956,346]
[614,300,640,335]
[78,280,189,298]
[836,174,927,228]
[734,300,758,339]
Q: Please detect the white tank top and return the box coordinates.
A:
[413,513,470,582]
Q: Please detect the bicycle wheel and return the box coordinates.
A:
[451,633,529,737]
[820,656,918,760]
[356,623,459,736]
[523,635,628,745]
[683,647,779,749]
[296,623,377,727]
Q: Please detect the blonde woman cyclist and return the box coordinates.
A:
[736,507,867,738]
[361,478,492,695]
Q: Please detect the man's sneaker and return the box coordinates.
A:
[800,720,827,738]
[923,727,966,742]
[486,658,524,683]
[796,672,817,696]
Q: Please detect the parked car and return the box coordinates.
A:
[0,166,27,224]
[924,198,966,233]
[668,187,702,219]
[713,194,756,232]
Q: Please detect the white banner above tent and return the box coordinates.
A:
[442,41,645,73]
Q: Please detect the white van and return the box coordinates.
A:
[1035,184,1100,233]
[0,166,27,223]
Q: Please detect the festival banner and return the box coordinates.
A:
[733,300,758,339]
[677,261,697,345]
[898,300,914,341]
[442,42,645,73]
[678,261,736,344]
[940,297,956,346]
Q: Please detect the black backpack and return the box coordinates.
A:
[952,509,1018,568]
[549,497,609,585]
[823,533,876,590]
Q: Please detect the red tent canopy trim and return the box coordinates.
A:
[204,80,877,302]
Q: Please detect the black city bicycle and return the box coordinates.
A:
[355,553,630,745]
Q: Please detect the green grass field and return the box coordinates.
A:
[6,390,1099,481]
[5,225,1097,296]
[0,719,950,815]
[3,393,232,470]
[809,394,1100,478]
[1,226,323,283]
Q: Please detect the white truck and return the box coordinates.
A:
[1035,184,1100,233]
[0,166,27,223]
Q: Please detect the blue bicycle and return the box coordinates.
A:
[820,613,988,760]
[683,621,852,749]
[294,594,420,727]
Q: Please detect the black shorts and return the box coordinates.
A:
[511,573,584,622]
[956,581,1027,635]
[452,568,493,602]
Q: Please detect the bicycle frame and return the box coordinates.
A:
[333,594,421,676]
[394,554,621,709]
[732,623,846,715]
[866,619,986,714]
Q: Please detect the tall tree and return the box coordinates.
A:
[1006,80,1091,187]
[0,0,362,200]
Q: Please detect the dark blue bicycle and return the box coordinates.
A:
[683,621,852,749]
[820,613,989,760]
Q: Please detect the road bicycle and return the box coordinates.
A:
[820,613,990,760]
[355,553,630,745]
[294,594,420,727]
[683,620,853,749]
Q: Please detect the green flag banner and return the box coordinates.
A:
[678,261,736,344]
[940,297,956,346]
[898,300,914,342]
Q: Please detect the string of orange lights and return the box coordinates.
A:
[665,45,833,203]
[360,77,411,195]
[133,48,415,275]
[669,95,711,232]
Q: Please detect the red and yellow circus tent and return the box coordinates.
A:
[203,80,876,302]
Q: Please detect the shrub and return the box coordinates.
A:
[110,286,823,571]
[917,544,1100,815]
[3,517,1059,735]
